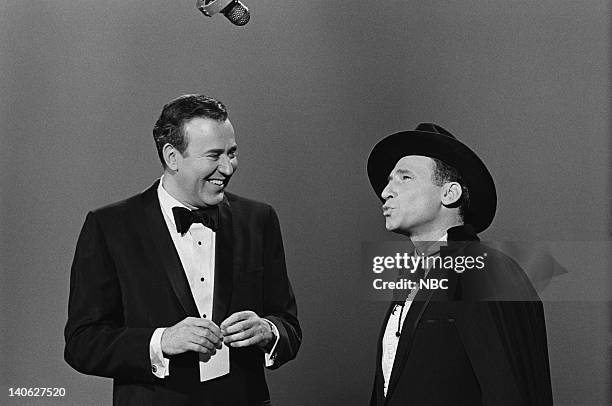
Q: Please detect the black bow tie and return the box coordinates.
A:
[172,206,220,234]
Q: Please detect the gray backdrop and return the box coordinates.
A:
[1,0,610,405]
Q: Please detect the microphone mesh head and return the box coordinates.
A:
[222,1,250,26]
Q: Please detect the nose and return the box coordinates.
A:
[217,155,234,177]
[381,182,394,200]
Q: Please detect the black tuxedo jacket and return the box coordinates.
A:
[370,225,552,406]
[65,181,301,406]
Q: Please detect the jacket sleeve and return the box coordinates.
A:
[64,211,156,382]
[261,206,302,369]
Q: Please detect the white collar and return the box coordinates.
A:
[157,176,191,229]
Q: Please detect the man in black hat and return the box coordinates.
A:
[367,124,552,405]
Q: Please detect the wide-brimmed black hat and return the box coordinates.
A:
[367,123,497,233]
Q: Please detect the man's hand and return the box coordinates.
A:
[161,317,223,360]
[221,311,275,351]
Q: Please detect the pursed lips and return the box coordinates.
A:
[382,205,393,216]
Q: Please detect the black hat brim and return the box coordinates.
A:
[367,130,497,233]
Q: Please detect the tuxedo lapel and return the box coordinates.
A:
[212,197,233,325]
[384,226,480,401]
[141,181,200,317]
[385,272,436,401]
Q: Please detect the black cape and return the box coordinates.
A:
[370,225,553,406]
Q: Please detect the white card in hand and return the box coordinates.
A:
[199,343,230,381]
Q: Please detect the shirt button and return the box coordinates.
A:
[198,241,202,246]
[200,277,205,282]
[202,314,207,318]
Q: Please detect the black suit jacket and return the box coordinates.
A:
[370,225,552,406]
[65,181,301,406]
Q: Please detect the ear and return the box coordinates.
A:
[441,182,463,206]
[162,143,180,171]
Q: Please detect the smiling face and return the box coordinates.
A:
[164,117,237,207]
[381,155,446,237]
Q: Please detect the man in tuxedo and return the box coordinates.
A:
[367,124,552,405]
[65,94,301,405]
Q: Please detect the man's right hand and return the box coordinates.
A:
[161,317,223,357]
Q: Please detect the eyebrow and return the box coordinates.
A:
[204,145,237,154]
[388,168,414,182]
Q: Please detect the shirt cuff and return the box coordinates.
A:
[262,319,280,367]
[150,328,170,378]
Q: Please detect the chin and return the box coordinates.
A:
[384,220,397,232]
[200,192,224,207]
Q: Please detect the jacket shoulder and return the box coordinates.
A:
[225,192,275,214]
[87,183,156,222]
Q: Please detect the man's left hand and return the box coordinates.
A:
[220,311,275,351]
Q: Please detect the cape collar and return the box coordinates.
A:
[446,224,479,242]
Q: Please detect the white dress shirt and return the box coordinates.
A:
[381,234,447,396]
[149,177,279,380]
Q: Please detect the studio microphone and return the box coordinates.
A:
[197,0,250,26]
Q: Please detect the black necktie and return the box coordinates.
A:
[392,253,426,305]
[172,206,220,234]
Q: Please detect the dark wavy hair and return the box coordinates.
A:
[431,158,470,220]
[153,94,228,167]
